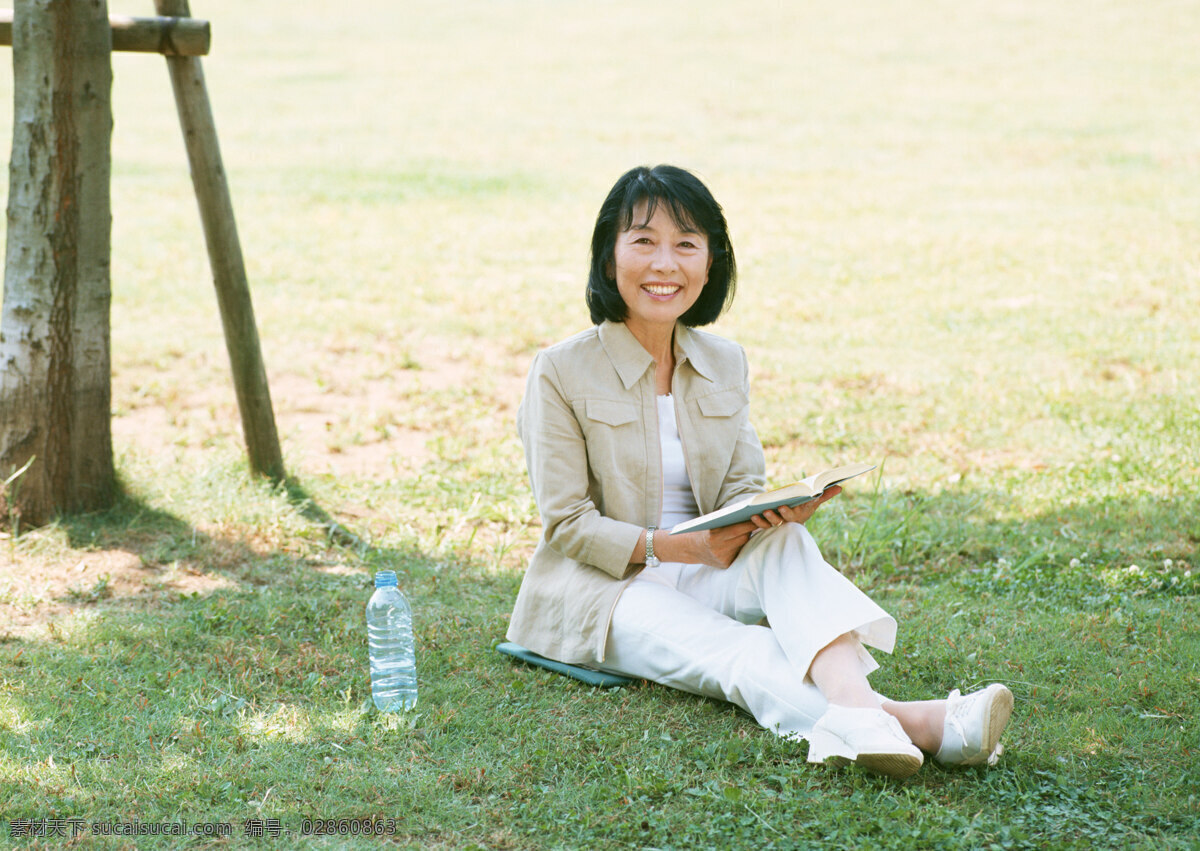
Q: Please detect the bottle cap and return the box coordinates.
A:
[374,570,398,588]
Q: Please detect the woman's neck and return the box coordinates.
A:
[625,319,676,394]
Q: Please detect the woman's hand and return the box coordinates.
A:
[644,486,841,570]
[698,521,759,569]
[650,522,758,570]
[750,485,842,530]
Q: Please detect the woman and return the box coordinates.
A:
[507,165,1012,778]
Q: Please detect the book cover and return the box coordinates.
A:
[669,462,876,534]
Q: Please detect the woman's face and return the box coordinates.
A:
[612,201,712,338]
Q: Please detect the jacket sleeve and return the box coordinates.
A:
[517,352,643,580]
[714,345,767,510]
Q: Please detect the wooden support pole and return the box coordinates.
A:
[0,10,210,56]
[154,0,285,481]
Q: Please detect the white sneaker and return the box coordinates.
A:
[807,705,924,779]
[934,683,1014,767]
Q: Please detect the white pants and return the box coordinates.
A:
[600,524,897,741]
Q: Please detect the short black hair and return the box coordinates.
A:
[586,165,736,326]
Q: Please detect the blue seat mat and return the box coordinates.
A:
[496,642,636,688]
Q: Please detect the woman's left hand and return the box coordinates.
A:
[750,485,842,529]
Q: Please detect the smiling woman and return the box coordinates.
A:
[611,204,712,352]
[507,164,1014,780]
[586,165,735,337]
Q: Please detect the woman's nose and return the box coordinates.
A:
[651,245,678,271]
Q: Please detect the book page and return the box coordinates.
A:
[669,462,876,535]
[809,462,876,493]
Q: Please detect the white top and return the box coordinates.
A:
[646,395,700,585]
[658,395,700,529]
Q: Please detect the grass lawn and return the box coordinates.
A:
[2,0,1198,847]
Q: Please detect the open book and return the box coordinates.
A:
[669,462,876,534]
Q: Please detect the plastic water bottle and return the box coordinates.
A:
[366,570,417,712]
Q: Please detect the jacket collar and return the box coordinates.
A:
[598,321,717,389]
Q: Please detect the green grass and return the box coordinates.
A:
[2,0,1199,847]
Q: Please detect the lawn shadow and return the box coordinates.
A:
[281,476,364,550]
[1,480,1196,845]
[0,469,525,837]
[0,470,428,646]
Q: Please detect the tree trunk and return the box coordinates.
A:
[0,0,115,527]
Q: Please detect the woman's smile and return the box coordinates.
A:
[613,201,712,340]
[643,282,683,298]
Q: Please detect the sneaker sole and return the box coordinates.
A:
[855,751,924,779]
[960,684,1014,766]
[807,708,926,778]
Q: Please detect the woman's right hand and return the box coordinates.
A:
[673,522,758,569]
[705,521,759,568]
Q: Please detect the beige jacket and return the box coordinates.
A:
[507,320,766,664]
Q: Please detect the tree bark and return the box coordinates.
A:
[0,0,115,527]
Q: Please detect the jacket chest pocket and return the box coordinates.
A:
[696,387,748,420]
[694,388,749,455]
[574,399,644,493]
[582,399,638,429]
[685,387,750,500]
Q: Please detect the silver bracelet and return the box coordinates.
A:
[645,526,660,568]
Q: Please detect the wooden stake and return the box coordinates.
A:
[0,10,211,55]
[154,0,284,481]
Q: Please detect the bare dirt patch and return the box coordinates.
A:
[0,545,235,639]
[2,333,530,638]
